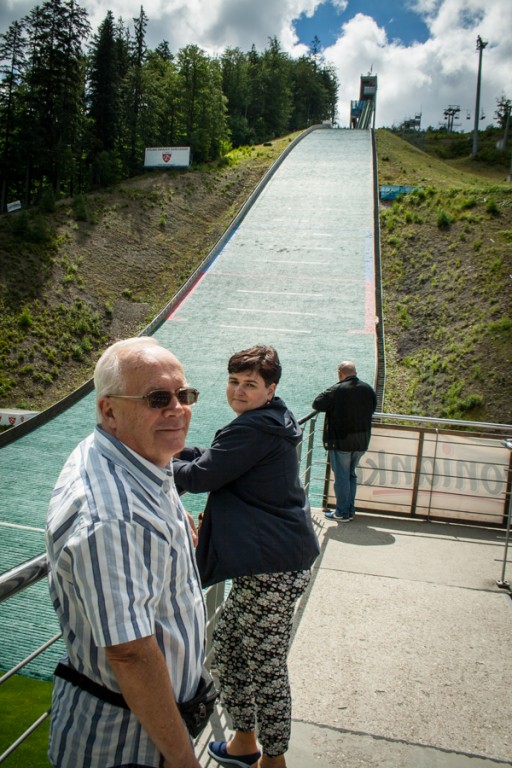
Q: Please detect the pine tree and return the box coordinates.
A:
[21,0,90,199]
[0,20,27,212]
[139,49,179,148]
[494,94,511,130]
[221,47,254,146]
[127,5,148,173]
[88,11,121,154]
[260,37,292,140]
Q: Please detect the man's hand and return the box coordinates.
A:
[106,636,201,768]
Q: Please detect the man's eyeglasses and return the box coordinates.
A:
[106,388,199,409]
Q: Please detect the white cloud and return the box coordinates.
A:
[323,0,511,128]
[331,0,349,11]
[0,0,509,132]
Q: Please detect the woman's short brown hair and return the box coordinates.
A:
[228,345,282,386]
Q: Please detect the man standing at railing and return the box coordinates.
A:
[312,360,376,522]
[46,337,207,768]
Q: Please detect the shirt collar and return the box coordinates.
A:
[94,425,172,492]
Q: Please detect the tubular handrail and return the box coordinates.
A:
[372,411,511,432]
[0,556,226,763]
[316,413,511,528]
[0,418,320,762]
[2,408,509,613]
[1,408,511,763]
[0,553,48,604]
[305,409,511,433]
[0,632,63,686]
[0,711,52,764]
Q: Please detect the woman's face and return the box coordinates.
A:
[226,369,276,416]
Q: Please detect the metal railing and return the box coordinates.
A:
[0,557,225,763]
[324,413,512,527]
[1,409,511,762]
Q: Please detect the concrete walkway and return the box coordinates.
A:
[197,512,512,767]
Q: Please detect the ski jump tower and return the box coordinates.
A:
[350,73,378,129]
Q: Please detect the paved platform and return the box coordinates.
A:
[3,126,511,765]
[196,512,512,767]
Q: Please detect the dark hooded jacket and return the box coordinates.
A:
[173,396,320,587]
[312,375,377,451]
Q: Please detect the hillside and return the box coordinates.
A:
[0,136,299,411]
[0,128,510,424]
[376,130,511,423]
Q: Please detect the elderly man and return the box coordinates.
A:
[46,337,206,768]
[312,360,376,522]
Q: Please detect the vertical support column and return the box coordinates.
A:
[471,35,488,157]
[497,439,512,590]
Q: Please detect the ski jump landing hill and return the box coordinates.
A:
[0,126,380,676]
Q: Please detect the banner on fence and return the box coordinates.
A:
[327,427,509,525]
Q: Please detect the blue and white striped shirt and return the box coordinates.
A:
[46,426,206,767]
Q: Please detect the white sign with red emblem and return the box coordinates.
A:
[144,147,191,168]
[0,409,39,427]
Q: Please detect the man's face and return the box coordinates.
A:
[99,348,192,467]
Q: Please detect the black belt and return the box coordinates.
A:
[54,660,219,739]
[55,661,129,708]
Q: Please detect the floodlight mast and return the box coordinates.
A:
[471,35,488,156]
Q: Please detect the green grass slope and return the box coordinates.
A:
[376,129,511,423]
[0,128,510,423]
[0,137,299,413]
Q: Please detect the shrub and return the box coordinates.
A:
[11,212,52,242]
[33,214,52,242]
[9,211,31,238]
[459,195,477,210]
[437,209,453,229]
[93,150,123,187]
[485,197,499,216]
[73,194,88,221]
[18,308,33,330]
[70,344,84,361]
[39,186,56,214]
[489,317,511,334]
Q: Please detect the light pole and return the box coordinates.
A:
[471,35,488,157]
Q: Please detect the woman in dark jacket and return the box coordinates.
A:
[173,345,319,768]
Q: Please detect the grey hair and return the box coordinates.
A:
[94,336,161,423]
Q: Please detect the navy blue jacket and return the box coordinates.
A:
[173,397,320,587]
[312,375,377,451]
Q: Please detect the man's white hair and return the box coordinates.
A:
[94,337,161,423]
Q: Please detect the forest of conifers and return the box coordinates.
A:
[0,0,339,213]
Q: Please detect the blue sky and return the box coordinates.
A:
[1,0,510,130]
[295,0,430,49]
